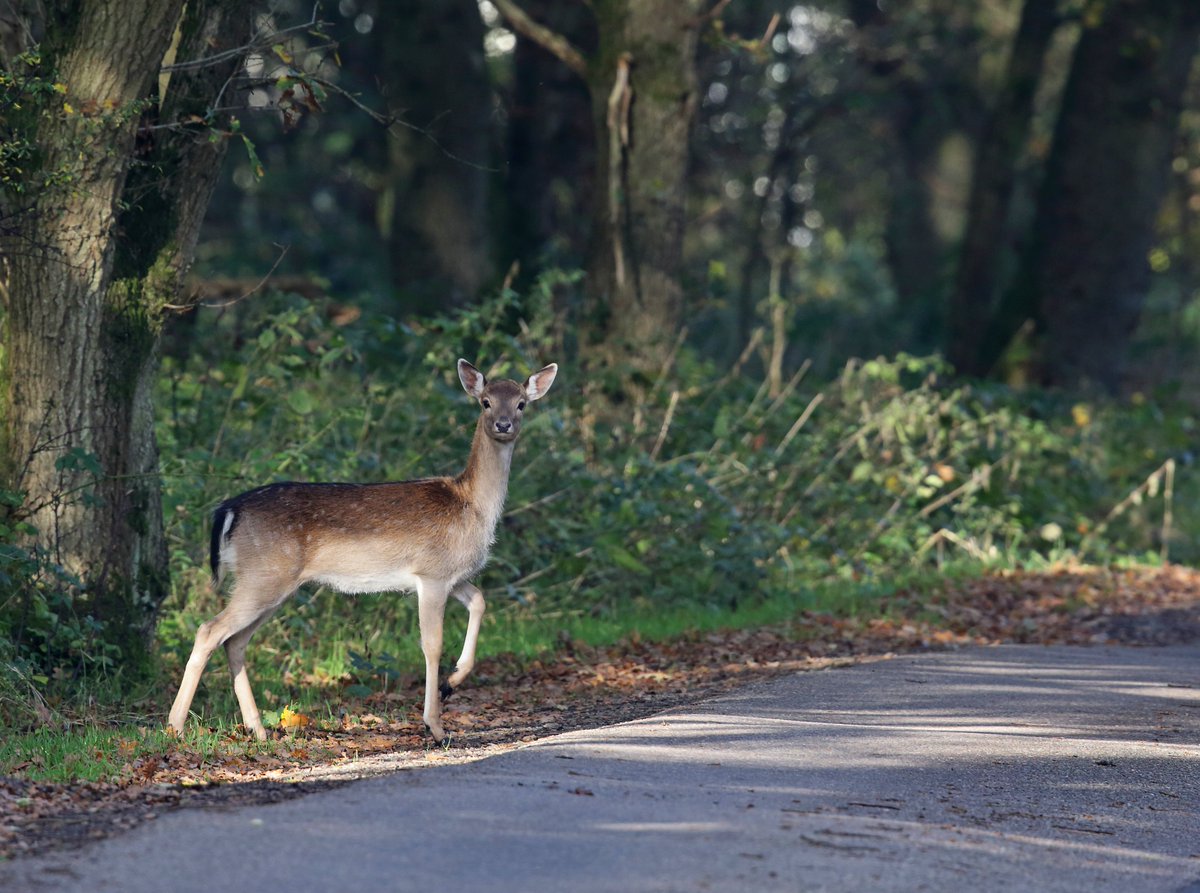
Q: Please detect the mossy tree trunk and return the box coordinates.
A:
[583,0,702,373]
[495,0,702,375]
[1,0,246,657]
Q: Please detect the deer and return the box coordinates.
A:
[167,359,558,744]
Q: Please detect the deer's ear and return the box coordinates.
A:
[458,359,486,398]
[524,363,558,402]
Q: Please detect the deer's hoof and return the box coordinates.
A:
[439,680,454,701]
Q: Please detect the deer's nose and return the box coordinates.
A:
[495,418,513,433]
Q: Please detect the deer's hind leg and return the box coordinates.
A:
[167,573,294,739]
[224,596,289,740]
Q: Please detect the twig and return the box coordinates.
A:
[917,462,997,518]
[501,259,520,292]
[651,326,689,399]
[512,546,593,588]
[505,487,568,519]
[691,0,733,27]
[764,358,811,417]
[1161,458,1174,563]
[606,52,633,287]
[163,244,290,310]
[650,390,681,461]
[758,12,781,49]
[491,0,588,78]
[774,391,824,456]
[766,257,785,398]
[917,528,988,562]
[306,74,499,173]
[160,4,325,73]
[1080,459,1175,557]
[801,418,878,497]
[730,328,764,379]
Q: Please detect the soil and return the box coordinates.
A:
[2,563,1198,862]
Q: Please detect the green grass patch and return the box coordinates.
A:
[159,565,954,733]
[0,724,270,785]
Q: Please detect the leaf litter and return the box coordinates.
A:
[1,563,1197,860]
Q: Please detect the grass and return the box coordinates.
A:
[0,564,965,784]
[0,724,281,785]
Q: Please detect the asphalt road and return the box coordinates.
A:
[5,644,1200,892]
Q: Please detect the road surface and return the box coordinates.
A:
[5,644,1199,892]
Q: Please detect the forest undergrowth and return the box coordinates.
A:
[1,280,1198,788]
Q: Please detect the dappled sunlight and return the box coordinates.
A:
[591,821,732,834]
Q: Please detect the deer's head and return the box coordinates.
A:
[458,359,558,444]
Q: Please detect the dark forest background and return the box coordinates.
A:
[195,0,1200,390]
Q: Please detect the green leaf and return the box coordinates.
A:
[241,134,265,179]
[608,544,650,575]
[850,461,874,483]
[287,390,315,415]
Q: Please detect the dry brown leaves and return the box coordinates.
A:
[2,563,1197,859]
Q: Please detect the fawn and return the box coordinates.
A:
[167,359,558,743]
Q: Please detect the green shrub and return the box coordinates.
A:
[148,279,1193,708]
[0,488,123,708]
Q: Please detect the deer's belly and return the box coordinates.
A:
[304,525,496,595]
[310,566,422,594]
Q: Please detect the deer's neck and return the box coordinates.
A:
[456,419,515,535]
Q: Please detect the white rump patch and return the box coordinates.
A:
[220,510,238,570]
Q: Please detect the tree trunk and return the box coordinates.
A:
[584,0,702,372]
[493,0,701,374]
[1009,0,1200,391]
[379,0,494,313]
[882,78,947,334]
[947,0,1059,377]
[504,0,595,278]
[1,0,245,655]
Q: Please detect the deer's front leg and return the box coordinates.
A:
[443,582,485,698]
[416,579,450,743]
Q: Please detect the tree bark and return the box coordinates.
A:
[584,0,702,371]
[1007,0,1200,391]
[948,0,1059,377]
[494,0,701,373]
[1,0,245,654]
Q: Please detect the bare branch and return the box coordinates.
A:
[758,12,781,48]
[491,0,588,78]
[159,3,326,73]
[305,74,499,173]
[163,244,290,310]
[691,0,733,27]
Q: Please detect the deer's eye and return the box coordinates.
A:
[482,399,491,409]
[517,401,526,411]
